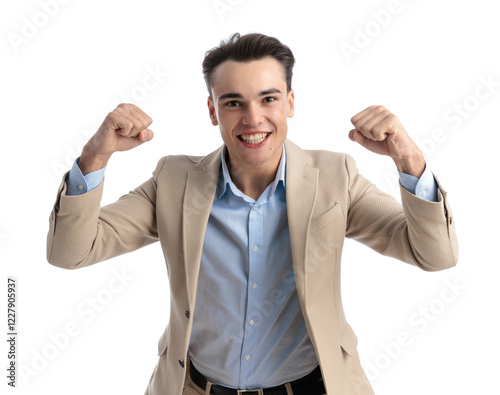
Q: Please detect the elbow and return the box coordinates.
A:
[46,246,85,270]
[46,255,83,270]
[417,250,458,272]
[46,233,87,270]
[410,231,459,272]
[420,260,457,272]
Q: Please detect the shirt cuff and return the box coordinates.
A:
[398,165,438,202]
[65,157,106,196]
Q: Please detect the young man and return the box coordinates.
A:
[47,33,458,395]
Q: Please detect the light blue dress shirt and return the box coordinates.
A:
[188,146,318,389]
[65,147,438,389]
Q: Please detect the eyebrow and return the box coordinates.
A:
[217,88,283,102]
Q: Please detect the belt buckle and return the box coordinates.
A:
[236,390,263,395]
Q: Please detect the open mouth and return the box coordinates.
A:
[238,132,270,145]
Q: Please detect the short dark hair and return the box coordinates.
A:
[202,32,295,98]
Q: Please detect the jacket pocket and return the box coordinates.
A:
[340,322,358,357]
[309,203,343,234]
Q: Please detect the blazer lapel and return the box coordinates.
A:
[284,139,319,304]
[182,146,222,309]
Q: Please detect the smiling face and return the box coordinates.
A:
[207,57,295,175]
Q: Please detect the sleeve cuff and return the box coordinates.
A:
[398,164,438,202]
[65,157,106,196]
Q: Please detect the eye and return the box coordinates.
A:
[264,96,277,103]
[225,100,240,107]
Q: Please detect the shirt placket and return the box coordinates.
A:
[238,201,265,387]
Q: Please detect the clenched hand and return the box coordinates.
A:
[79,103,154,174]
[348,105,425,177]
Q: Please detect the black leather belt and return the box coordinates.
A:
[189,362,326,395]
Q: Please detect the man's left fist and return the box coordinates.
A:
[349,105,425,177]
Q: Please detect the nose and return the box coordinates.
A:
[241,102,264,126]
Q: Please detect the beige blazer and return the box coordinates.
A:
[47,139,458,395]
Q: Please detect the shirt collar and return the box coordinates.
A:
[217,144,287,200]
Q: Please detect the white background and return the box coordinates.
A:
[1,0,499,394]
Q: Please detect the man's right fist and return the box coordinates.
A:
[79,104,154,174]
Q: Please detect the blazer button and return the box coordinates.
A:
[185,310,190,319]
[178,359,184,368]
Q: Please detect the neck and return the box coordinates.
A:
[226,147,282,200]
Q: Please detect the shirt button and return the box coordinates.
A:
[249,320,254,325]
[245,354,251,360]
[252,283,257,289]
[420,189,427,196]
[77,185,84,191]
[253,245,258,252]
[253,206,258,211]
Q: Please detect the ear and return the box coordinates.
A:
[286,89,295,118]
[207,96,218,126]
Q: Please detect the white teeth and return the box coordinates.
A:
[240,133,269,144]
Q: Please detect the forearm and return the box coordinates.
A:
[47,160,163,269]
[397,180,458,270]
[393,149,426,178]
[78,143,111,175]
[47,176,106,269]
[345,154,458,271]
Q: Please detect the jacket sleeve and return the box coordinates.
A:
[344,154,458,271]
[46,157,167,269]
